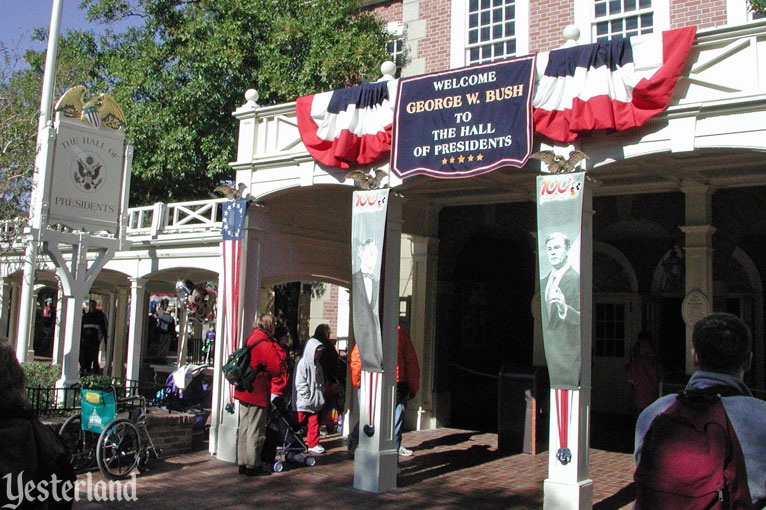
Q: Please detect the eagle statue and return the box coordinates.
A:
[54,86,127,130]
[530,150,589,174]
[214,182,248,200]
[344,169,388,190]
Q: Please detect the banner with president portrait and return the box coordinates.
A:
[391,56,535,179]
[536,172,585,390]
[351,189,390,373]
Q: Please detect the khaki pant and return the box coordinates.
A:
[237,403,269,468]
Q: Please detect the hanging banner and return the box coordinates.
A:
[351,189,390,372]
[536,172,585,390]
[391,56,535,179]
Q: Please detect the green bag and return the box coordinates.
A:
[80,388,116,433]
[222,339,266,392]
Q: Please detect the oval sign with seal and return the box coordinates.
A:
[682,289,710,326]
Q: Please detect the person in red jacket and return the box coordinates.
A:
[346,324,420,461]
[234,313,285,476]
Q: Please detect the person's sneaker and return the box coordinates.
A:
[398,446,413,456]
[244,466,271,477]
[308,445,326,454]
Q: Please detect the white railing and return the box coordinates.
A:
[126,198,227,237]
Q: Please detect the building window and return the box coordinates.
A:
[386,22,405,75]
[466,0,517,64]
[594,302,626,357]
[593,0,654,41]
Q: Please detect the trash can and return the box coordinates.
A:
[497,365,549,454]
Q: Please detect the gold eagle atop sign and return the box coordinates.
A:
[55,86,127,130]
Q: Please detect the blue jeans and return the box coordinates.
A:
[348,389,406,452]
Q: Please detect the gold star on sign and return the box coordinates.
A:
[449,156,455,164]
[476,153,484,161]
[442,158,448,165]
[458,155,465,163]
[468,154,474,162]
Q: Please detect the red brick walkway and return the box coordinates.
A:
[73,428,636,510]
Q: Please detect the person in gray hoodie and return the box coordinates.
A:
[293,337,326,454]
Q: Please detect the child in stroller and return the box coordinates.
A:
[261,395,316,472]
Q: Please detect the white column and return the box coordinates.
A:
[52,287,67,366]
[409,235,439,431]
[126,277,147,381]
[543,179,593,510]
[354,195,402,493]
[217,209,260,464]
[56,293,87,390]
[680,179,715,375]
[209,269,227,456]
[110,287,129,378]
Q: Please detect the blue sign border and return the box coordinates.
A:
[391,55,536,179]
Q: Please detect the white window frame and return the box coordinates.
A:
[450,0,529,69]
[574,0,668,45]
[386,22,406,72]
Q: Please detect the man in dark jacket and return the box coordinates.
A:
[80,300,108,374]
[233,313,285,476]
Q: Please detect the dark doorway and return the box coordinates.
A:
[659,298,686,383]
[448,233,535,431]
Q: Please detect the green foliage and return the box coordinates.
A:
[1,0,389,209]
[79,0,389,204]
[80,373,114,391]
[749,0,766,15]
[21,360,61,388]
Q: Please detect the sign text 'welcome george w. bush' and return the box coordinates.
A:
[391,56,535,179]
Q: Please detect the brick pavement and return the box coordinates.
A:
[73,428,637,510]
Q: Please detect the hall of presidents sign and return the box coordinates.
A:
[391,56,535,179]
[49,121,126,234]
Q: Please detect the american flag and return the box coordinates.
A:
[221,199,248,403]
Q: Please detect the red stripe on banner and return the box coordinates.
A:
[533,27,696,143]
[223,239,241,404]
[295,95,392,169]
[556,389,569,449]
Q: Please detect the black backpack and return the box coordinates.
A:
[635,386,753,510]
[222,339,266,392]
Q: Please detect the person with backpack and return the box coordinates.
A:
[234,313,285,477]
[634,313,766,509]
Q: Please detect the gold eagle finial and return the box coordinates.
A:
[344,169,388,190]
[54,86,127,130]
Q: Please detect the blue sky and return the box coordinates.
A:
[1,1,136,62]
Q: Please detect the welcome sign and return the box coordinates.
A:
[391,56,535,179]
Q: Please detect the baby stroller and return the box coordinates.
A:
[155,364,212,438]
[261,396,316,472]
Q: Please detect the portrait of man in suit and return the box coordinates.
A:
[352,238,383,371]
[540,232,581,388]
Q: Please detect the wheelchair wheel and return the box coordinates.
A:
[96,418,142,479]
[59,414,98,472]
[273,461,284,473]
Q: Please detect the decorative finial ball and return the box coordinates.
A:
[563,25,580,42]
[245,89,259,103]
[380,61,396,77]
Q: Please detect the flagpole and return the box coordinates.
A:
[16,0,64,361]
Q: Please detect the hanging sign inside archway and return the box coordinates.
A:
[391,55,535,179]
